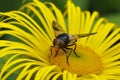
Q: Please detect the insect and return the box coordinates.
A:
[50,21,97,66]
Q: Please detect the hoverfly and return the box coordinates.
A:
[50,21,97,66]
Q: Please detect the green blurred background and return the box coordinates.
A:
[0,0,120,26]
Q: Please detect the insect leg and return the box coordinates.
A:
[50,46,54,57]
[62,48,67,53]
[72,44,80,57]
[65,47,73,66]
[54,50,59,57]
[50,46,59,57]
[67,44,80,57]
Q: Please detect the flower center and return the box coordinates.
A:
[50,44,103,76]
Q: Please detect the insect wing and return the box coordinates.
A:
[52,21,65,37]
[71,32,97,39]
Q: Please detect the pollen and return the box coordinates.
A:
[50,44,104,76]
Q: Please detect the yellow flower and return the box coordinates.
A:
[0,0,120,80]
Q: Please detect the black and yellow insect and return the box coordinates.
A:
[50,21,97,66]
